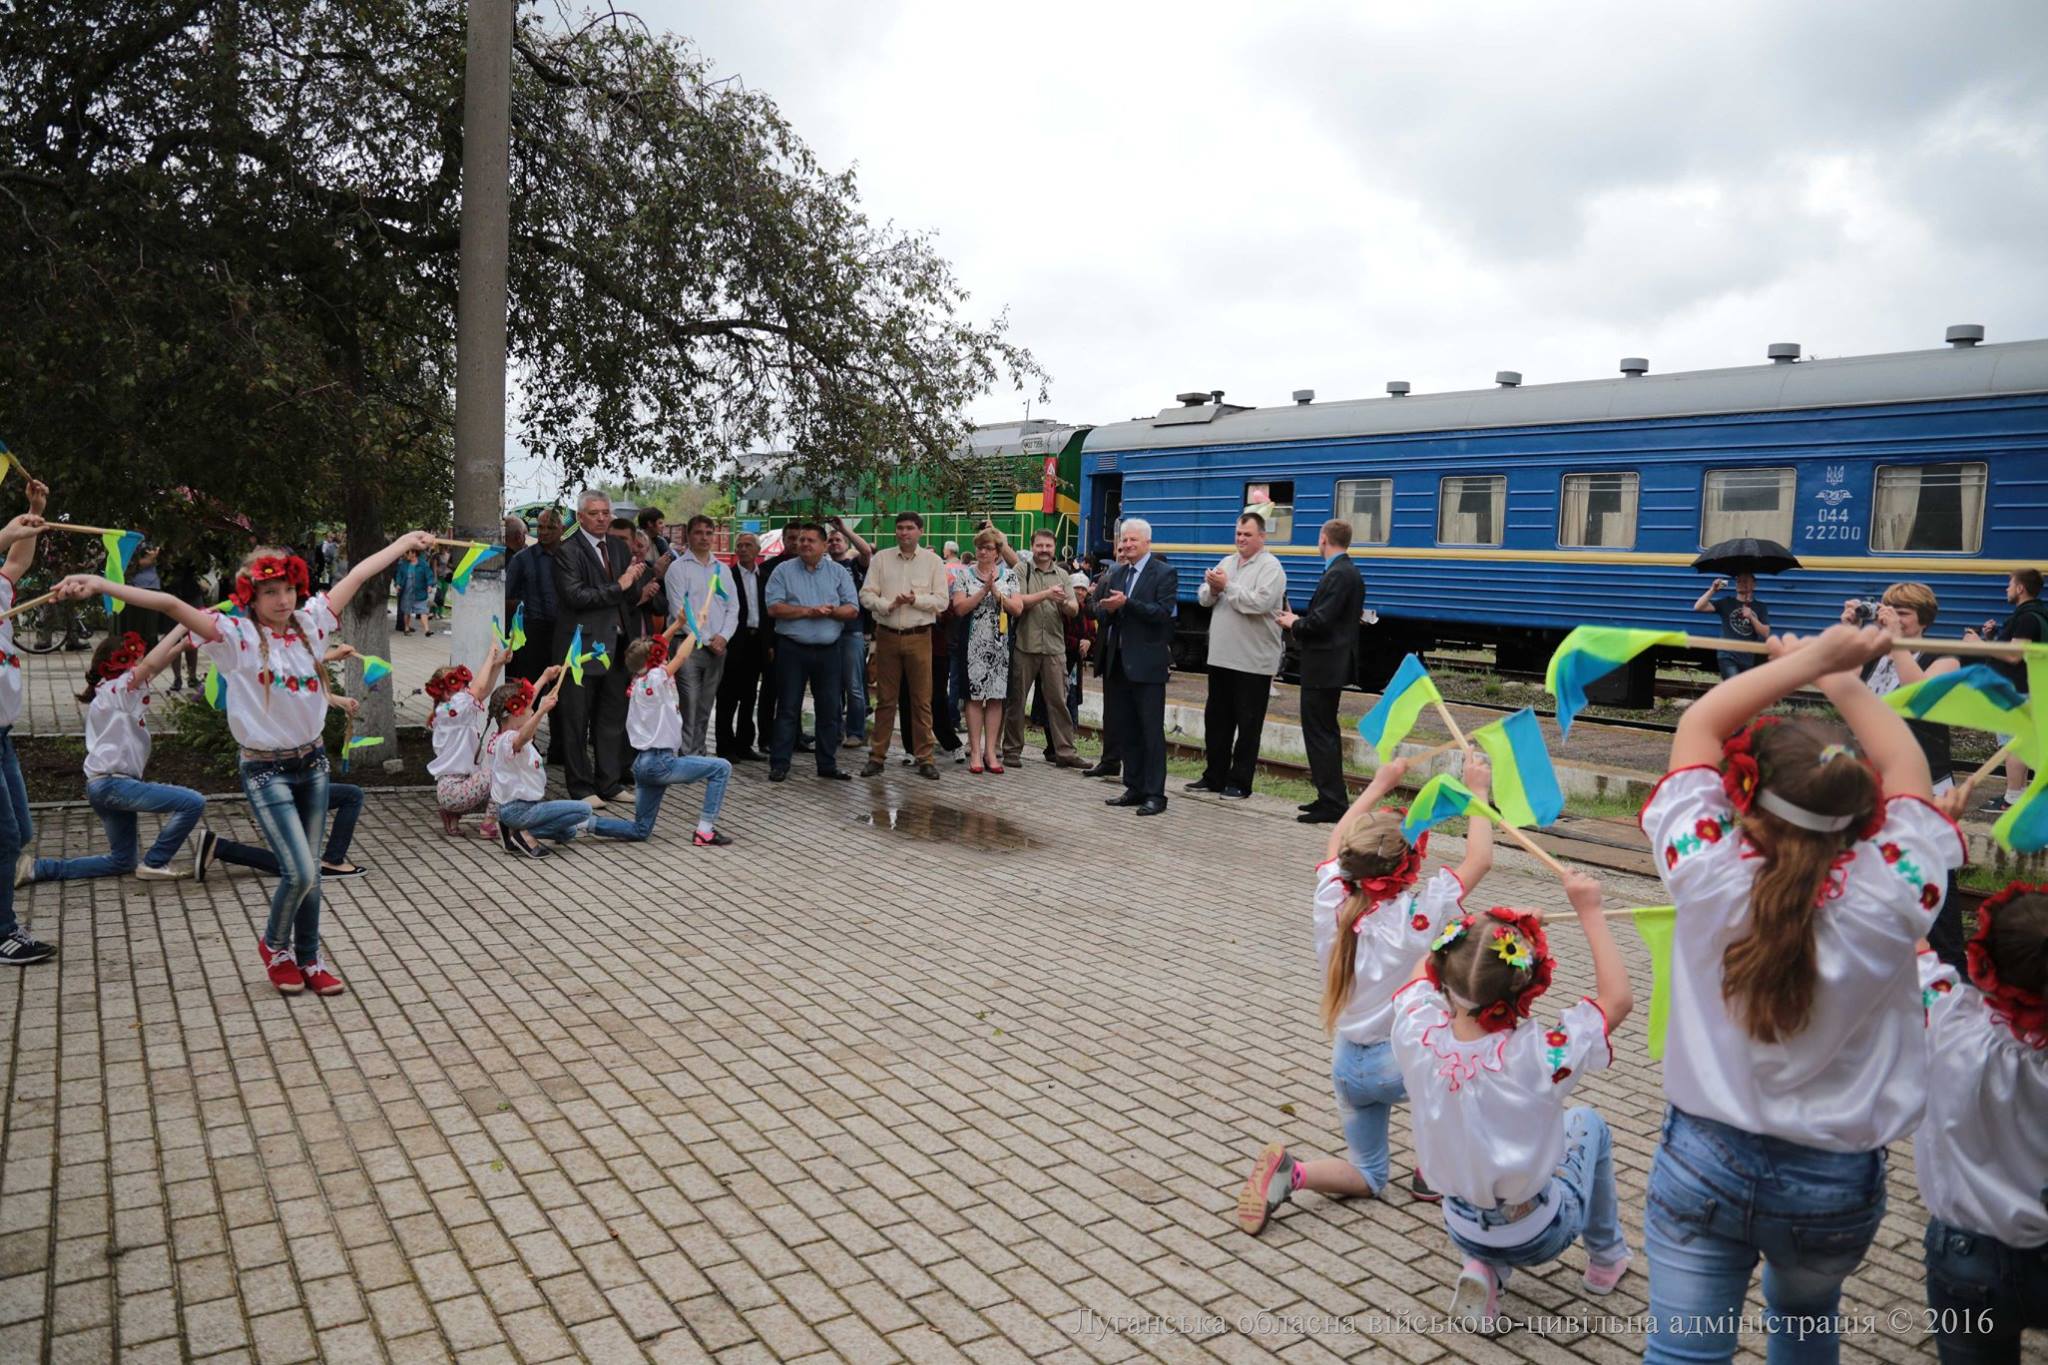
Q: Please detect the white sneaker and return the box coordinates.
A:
[14,853,32,889]
[1450,1259,1501,1331]
[135,863,187,881]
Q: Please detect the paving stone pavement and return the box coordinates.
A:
[0,749,1952,1362]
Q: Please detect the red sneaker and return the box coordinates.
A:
[259,938,305,995]
[300,957,346,997]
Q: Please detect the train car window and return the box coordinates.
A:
[1437,475,1505,546]
[1701,468,1795,546]
[1244,482,1294,540]
[1334,478,1393,545]
[1871,463,1987,554]
[1558,472,1639,549]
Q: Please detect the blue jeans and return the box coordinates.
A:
[0,729,30,937]
[1645,1107,1888,1365]
[840,631,868,741]
[616,750,731,839]
[1445,1106,1626,1285]
[35,776,205,879]
[241,751,330,962]
[499,798,608,843]
[770,638,844,772]
[1923,1218,2048,1365]
[217,783,363,871]
[1331,1039,1406,1192]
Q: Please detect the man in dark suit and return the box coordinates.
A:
[1079,547,1127,782]
[1093,518,1178,816]
[715,531,770,759]
[1279,518,1364,823]
[550,490,654,803]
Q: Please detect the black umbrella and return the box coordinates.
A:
[1692,538,1802,576]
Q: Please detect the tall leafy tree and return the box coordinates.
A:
[1,0,1041,742]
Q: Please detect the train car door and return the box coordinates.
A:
[1088,475,1122,554]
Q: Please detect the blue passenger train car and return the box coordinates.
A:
[1076,334,2048,698]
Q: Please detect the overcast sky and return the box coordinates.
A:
[512,0,2048,498]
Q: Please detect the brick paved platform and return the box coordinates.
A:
[0,747,1951,1363]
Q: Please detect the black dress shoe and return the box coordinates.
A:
[1136,798,1168,816]
[818,770,852,781]
[1184,779,1222,794]
[1297,807,1343,824]
[1105,792,1143,807]
[768,768,789,783]
[1219,787,1251,800]
[1081,764,1120,779]
[1298,801,1319,812]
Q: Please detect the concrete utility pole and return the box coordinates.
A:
[449,0,514,667]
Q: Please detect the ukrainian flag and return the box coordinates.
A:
[360,655,392,691]
[1470,708,1565,829]
[1992,649,2048,853]
[101,530,143,615]
[1545,627,1686,734]
[1401,773,1503,843]
[448,542,502,593]
[1887,665,2030,742]
[1631,906,1677,1060]
[1357,654,1442,763]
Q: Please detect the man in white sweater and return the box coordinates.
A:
[1188,512,1288,798]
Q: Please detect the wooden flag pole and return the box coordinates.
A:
[1686,632,2029,662]
[0,588,58,623]
[1431,698,1473,753]
[431,537,488,551]
[1495,819,1571,879]
[1404,737,1465,767]
[41,522,124,538]
[1543,903,1649,924]
[1959,741,2015,799]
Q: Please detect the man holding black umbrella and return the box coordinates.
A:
[1691,573,1771,678]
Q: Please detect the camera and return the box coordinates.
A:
[1843,597,1879,626]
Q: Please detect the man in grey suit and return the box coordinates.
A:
[550,490,654,803]
[1094,518,1179,816]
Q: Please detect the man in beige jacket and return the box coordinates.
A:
[858,511,951,779]
[1187,512,1287,798]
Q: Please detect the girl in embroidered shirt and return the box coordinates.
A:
[1639,623,1965,1365]
[486,671,641,856]
[1390,870,1634,1329]
[1237,754,1495,1234]
[1913,883,2048,1365]
[20,628,205,888]
[616,634,734,847]
[426,645,507,839]
[58,529,437,998]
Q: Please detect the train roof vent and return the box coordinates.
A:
[1292,389,1315,405]
[1154,389,1250,427]
[1386,380,1411,397]
[1620,357,1649,378]
[1767,343,1800,364]
[1495,370,1521,388]
[1946,324,1985,348]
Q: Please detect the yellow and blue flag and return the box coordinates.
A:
[1401,773,1504,843]
[1469,708,1565,829]
[448,542,501,593]
[1887,665,2031,738]
[1546,626,1686,734]
[202,664,227,712]
[1631,906,1677,1060]
[1356,654,1443,763]
[1992,649,2048,853]
[360,655,392,691]
[101,530,144,615]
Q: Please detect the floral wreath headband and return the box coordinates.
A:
[1340,824,1427,910]
[1966,882,2048,1050]
[499,678,537,718]
[231,554,311,608]
[424,666,473,703]
[97,632,146,680]
[1720,719,1884,842]
[643,636,669,669]
[1425,907,1555,1033]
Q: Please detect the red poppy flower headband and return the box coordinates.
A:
[1425,907,1555,1033]
[98,632,146,679]
[643,636,669,669]
[231,554,311,608]
[1966,882,2048,1050]
[1340,826,1428,906]
[424,666,473,703]
[1721,719,1883,842]
[500,678,536,718]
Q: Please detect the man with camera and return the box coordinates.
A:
[1965,568,2046,813]
[1692,573,1770,679]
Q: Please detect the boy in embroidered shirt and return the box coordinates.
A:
[1238,754,1494,1233]
[1638,623,1964,1365]
[1913,883,2048,1364]
[1391,870,1633,1328]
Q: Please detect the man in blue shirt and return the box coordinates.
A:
[764,523,858,781]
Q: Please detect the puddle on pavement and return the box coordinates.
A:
[853,799,1044,851]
